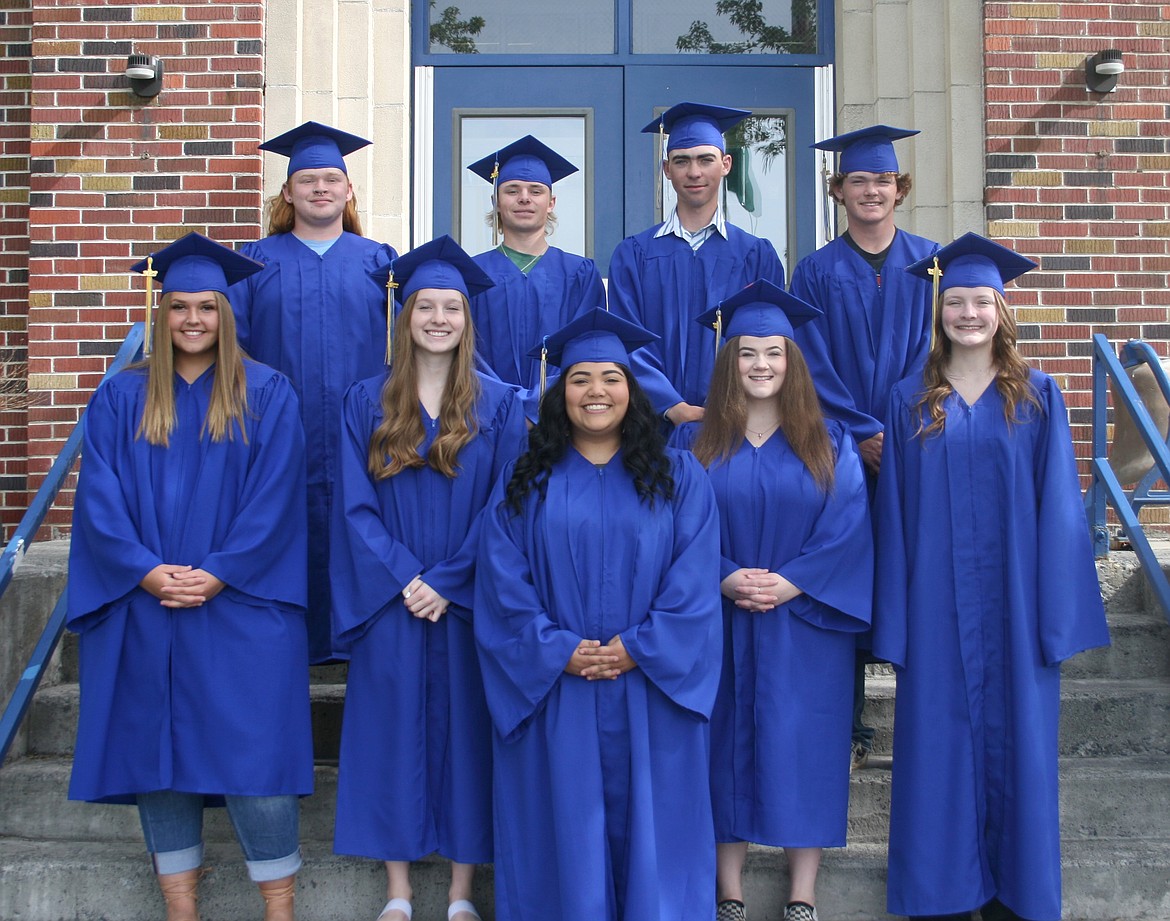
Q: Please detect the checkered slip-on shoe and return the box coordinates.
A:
[783,902,819,921]
[716,899,746,921]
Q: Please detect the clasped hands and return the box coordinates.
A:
[141,564,225,609]
[402,576,450,623]
[721,567,801,612]
[565,635,636,681]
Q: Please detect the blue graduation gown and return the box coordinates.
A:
[67,361,313,805]
[470,246,604,420]
[331,372,526,864]
[677,422,872,847]
[873,371,1110,920]
[229,231,397,662]
[789,231,938,443]
[607,226,785,414]
[475,448,722,921]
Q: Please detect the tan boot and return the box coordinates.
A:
[157,867,203,921]
[258,875,296,921]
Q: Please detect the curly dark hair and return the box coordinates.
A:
[504,367,674,516]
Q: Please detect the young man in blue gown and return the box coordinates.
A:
[228,121,397,662]
[788,125,940,771]
[608,101,786,426]
[466,135,604,421]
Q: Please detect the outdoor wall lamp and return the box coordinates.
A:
[1085,49,1124,94]
[125,54,164,98]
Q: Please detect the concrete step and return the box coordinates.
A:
[0,759,341,844]
[860,675,1170,758]
[6,753,1166,849]
[2,834,1169,921]
[1062,604,1170,679]
[21,682,349,764]
[25,674,1170,762]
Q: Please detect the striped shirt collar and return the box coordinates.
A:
[655,205,727,251]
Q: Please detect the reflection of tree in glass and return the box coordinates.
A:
[430,0,485,53]
[730,116,787,168]
[726,116,787,216]
[676,0,816,55]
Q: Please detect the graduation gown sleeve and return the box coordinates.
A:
[197,373,309,607]
[1031,374,1112,664]
[68,373,167,628]
[473,462,584,741]
[775,422,873,632]
[617,451,723,716]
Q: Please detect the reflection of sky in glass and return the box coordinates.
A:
[659,115,790,271]
[429,0,613,54]
[633,0,805,54]
[459,117,587,257]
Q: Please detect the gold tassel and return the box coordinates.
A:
[657,119,665,219]
[141,255,157,356]
[385,269,398,365]
[713,307,722,360]
[490,156,500,247]
[927,255,943,351]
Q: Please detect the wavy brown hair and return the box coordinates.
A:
[136,291,250,447]
[367,291,481,479]
[264,186,364,236]
[829,171,913,207]
[913,289,1041,439]
[693,336,835,492]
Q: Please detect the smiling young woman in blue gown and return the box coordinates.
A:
[330,238,526,921]
[475,309,723,921]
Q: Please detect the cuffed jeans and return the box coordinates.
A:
[137,790,302,882]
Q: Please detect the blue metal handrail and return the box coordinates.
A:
[1086,333,1170,623]
[0,323,145,764]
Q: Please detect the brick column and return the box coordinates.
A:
[0,2,32,536]
[25,0,265,537]
[983,1,1170,489]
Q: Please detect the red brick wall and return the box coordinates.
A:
[24,0,264,538]
[0,1,32,539]
[984,1,1170,497]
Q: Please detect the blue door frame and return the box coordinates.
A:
[416,1,833,276]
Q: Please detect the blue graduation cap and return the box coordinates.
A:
[905,232,1036,296]
[528,307,658,373]
[376,235,495,304]
[131,232,264,295]
[813,124,919,175]
[642,102,751,154]
[259,120,371,177]
[696,279,822,344]
[467,135,579,189]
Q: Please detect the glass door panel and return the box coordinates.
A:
[457,115,589,256]
[623,65,818,275]
[431,67,625,271]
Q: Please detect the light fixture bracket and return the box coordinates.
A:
[125,54,163,98]
[1085,50,1124,94]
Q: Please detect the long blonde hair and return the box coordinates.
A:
[136,291,250,447]
[264,186,364,237]
[914,289,1041,438]
[693,336,836,492]
[367,291,481,479]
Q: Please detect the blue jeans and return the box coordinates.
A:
[137,790,302,882]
